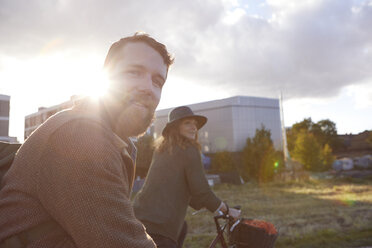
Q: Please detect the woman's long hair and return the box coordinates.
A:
[155,122,201,154]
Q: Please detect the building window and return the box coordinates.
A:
[25,118,30,128]
[0,120,9,136]
[204,145,210,152]
[30,116,35,126]
[153,132,157,139]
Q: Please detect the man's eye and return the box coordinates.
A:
[153,78,165,88]
[126,70,141,76]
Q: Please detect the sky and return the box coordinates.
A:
[0,0,372,142]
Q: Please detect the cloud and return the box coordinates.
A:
[1,0,372,100]
[168,0,372,99]
[346,80,372,108]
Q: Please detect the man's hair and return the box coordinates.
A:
[155,124,201,154]
[104,32,174,72]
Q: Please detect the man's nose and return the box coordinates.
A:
[138,73,156,94]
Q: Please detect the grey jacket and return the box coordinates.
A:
[133,145,221,242]
[0,103,155,247]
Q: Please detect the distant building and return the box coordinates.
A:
[0,95,10,142]
[336,130,372,158]
[24,95,283,153]
[24,96,82,140]
[153,96,283,153]
[0,94,17,143]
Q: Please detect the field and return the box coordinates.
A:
[183,177,372,248]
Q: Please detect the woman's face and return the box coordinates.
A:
[179,118,198,140]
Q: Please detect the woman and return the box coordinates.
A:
[133,106,240,248]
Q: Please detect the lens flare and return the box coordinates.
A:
[274,161,279,168]
[85,70,109,99]
[335,198,356,206]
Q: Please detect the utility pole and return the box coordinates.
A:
[279,92,290,169]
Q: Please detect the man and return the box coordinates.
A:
[0,33,173,247]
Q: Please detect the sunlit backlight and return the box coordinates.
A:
[84,70,110,99]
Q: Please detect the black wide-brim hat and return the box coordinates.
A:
[162,106,207,136]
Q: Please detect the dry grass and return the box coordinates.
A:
[184,177,372,247]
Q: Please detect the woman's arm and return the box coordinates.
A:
[184,146,221,212]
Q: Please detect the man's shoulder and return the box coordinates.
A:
[41,108,109,134]
[24,109,113,152]
[53,111,113,141]
[32,110,122,168]
[49,108,102,125]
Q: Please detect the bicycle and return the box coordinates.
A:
[208,206,235,248]
[196,205,278,248]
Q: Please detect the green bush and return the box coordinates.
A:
[210,151,235,173]
[241,125,283,182]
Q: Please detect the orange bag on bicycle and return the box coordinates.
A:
[230,218,278,248]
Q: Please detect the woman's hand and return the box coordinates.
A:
[219,202,241,219]
[228,207,241,219]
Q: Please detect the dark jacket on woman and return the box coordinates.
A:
[133,145,221,242]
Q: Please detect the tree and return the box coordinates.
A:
[292,131,323,171]
[210,151,235,173]
[242,125,283,182]
[292,118,313,133]
[314,119,342,151]
[287,118,342,155]
[321,144,335,170]
[287,118,313,153]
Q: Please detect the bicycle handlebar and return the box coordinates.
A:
[233,205,241,210]
[216,205,241,220]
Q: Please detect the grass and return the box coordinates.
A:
[183,177,372,247]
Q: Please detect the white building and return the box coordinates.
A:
[153,96,283,153]
[24,95,283,153]
[0,94,17,143]
[0,94,10,142]
[24,96,82,139]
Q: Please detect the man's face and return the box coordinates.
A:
[107,42,167,137]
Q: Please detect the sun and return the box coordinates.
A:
[84,70,110,99]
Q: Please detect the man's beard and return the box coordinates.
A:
[120,107,155,137]
[112,91,157,138]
